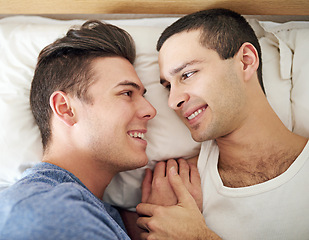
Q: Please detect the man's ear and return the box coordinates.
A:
[238,42,259,81]
[49,91,76,127]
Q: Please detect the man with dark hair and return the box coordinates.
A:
[0,20,158,239]
[136,9,309,239]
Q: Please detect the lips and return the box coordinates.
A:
[185,105,207,121]
[128,130,146,140]
[129,131,145,140]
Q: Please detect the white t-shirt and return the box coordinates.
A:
[198,140,309,240]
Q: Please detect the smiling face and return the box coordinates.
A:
[159,30,247,142]
[73,57,156,172]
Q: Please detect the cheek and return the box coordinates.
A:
[102,101,135,121]
[212,83,245,131]
[191,73,217,98]
[175,109,183,119]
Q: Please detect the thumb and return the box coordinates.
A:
[168,166,196,208]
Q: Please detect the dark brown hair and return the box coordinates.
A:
[30,20,136,150]
[157,8,264,92]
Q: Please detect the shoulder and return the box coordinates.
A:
[0,176,128,239]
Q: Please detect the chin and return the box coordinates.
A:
[191,132,208,143]
[137,156,149,168]
[127,155,148,170]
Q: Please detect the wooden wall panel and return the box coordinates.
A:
[0,0,308,15]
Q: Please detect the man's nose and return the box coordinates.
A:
[141,98,157,120]
[168,86,189,110]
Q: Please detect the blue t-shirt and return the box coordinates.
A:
[0,162,130,240]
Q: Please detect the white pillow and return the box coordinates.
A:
[0,16,201,204]
[292,27,309,137]
[275,23,309,137]
[1,16,309,210]
[258,21,309,138]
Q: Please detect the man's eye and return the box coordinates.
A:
[160,79,171,91]
[164,83,171,91]
[123,91,133,97]
[182,71,195,80]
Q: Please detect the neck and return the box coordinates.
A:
[216,91,307,187]
[43,147,114,199]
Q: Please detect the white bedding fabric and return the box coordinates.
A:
[0,16,308,210]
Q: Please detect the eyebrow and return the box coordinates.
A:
[160,60,203,86]
[169,60,202,76]
[116,80,147,95]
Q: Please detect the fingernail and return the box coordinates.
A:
[170,166,177,176]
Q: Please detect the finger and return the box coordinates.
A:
[136,216,151,231]
[187,163,203,211]
[177,158,190,186]
[136,202,156,217]
[166,159,178,176]
[188,163,201,186]
[186,155,198,166]
[168,166,196,208]
[153,161,166,178]
[141,168,153,203]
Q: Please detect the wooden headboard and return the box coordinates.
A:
[0,0,308,15]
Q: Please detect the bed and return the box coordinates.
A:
[0,0,309,210]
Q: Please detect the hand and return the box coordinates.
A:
[178,157,203,211]
[136,167,221,240]
[141,160,178,206]
[141,157,203,211]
